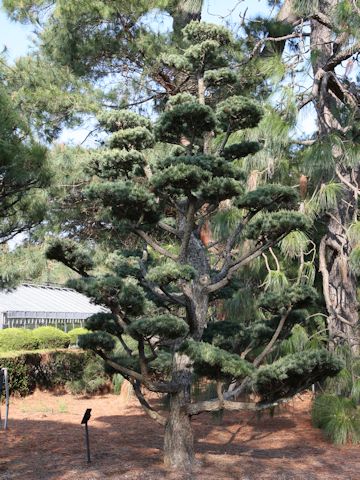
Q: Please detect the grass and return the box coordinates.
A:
[20,400,69,415]
[58,401,69,413]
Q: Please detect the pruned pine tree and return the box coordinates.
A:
[46,22,342,469]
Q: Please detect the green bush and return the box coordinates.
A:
[68,327,89,345]
[0,350,97,395]
[0,328,39,352]
[112,373,124,395]
[0,354,37,396]
[33,326,71,349]
[66,356,109,394]
[312,394,360,444]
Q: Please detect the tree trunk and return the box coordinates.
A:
[164,352,194,470]
[309,2,360,353]
[320,184,359,354]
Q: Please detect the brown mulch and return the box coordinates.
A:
[0,388,359,480]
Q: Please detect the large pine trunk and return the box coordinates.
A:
[309,3,360,353]
[164,352,194,469]
[320,180,359,354]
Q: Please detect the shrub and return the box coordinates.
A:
[312,394,360,444]
[112,373,124,395]
[66,356,109,394]
[68,327,89,345]
[0,354,38,396]
[0,350,96,395]
[0,328,39,352]
[33,326,70,349]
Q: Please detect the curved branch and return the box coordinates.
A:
[132,380,167,426]
[134,229,177,260]
[98,353,180,393]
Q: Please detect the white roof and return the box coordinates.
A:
[0,283,106,319]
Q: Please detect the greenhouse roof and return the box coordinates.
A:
[0,283,106,320]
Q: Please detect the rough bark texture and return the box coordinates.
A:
[275,1,360,352]
[309,1,359,353]
[164,353,194,469]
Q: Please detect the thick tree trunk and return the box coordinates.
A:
[320,182,359,354]
[164,352,194,470]
[309,2,360,353]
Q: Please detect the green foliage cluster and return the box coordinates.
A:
[156,102,216,144]
[312,395,360,444]
[46,239,94,275]
[0,350,100,396]
[0,326,71,351]
[237,185,298,213]
[127,314,189,339]
[146,261,195,285]
[217,96,264,132]
[183,339,254,380]
[68,327,89,345]
[254,349,343,401]
[245,210,311,241]
[0,328,39,352]
[33,326,71,349]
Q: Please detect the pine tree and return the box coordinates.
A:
[255,1,360,353]
[0,68,50,246]
[43,22,342,469]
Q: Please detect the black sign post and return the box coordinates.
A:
[81,408,92,463]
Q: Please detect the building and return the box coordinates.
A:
[0,283,106,330]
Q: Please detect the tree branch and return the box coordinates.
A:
[134,229,177,260]
[207,240,275,293]
[324,41,360,72]
[186,395,296,416]
[132,380,167,426]
[99,353,180,393]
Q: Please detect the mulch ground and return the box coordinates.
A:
[0,387,359,480]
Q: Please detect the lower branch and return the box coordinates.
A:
[98,352,180,394]
[186,395,296,416]
[132,380,167,426]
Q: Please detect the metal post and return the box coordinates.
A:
[85,422,91,463]
[0,368,9,430]
[4,368,9,430]
[81,408,92,463]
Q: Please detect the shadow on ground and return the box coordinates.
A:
[1,394,359,480]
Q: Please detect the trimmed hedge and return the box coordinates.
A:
[32,326,71,349]
[0,328,39,352]
[68,327,89,345]
[0,350,101,396]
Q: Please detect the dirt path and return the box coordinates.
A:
[0,390,359,480]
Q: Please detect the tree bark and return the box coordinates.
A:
[164,352,194,470]
[309,1,360,353]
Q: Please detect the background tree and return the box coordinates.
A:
[45,22,342,469]
[0,67,50,248]
[251,0,360,353]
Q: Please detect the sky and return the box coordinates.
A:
[0,0,277,145]
[0,0,316,143]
